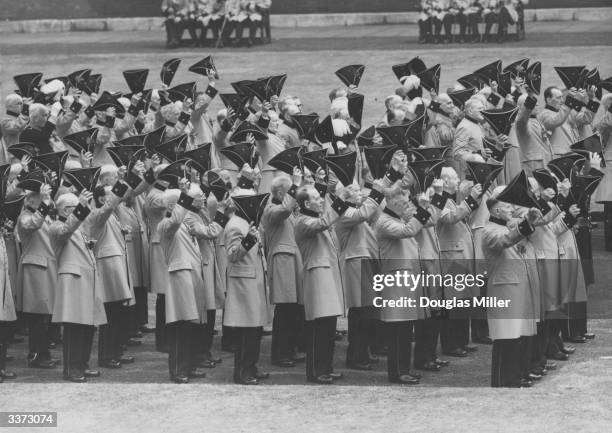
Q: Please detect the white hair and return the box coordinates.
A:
[163,188,181,205]
[5,93,23,106]
[100,164,118,177]
[440,166,458,180]
[29,103,48,118]
[56,193,79,210]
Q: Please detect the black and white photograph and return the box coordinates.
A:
[0,0,611,432]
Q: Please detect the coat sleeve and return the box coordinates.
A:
[265,195,295,226]
[337,197,380,228]
[0,115,28,135]
[439,200,472,225]
[377,215,424,239]
[453,123,480,163]
[55,110,77,137]
[85,194,122,233]
[537,106,570,131]
[17,211,46,235]
[570,108,593,127]
[158,204,187,238]
[483,222,529,251]
[185,212,222,240]
[225,222,253,263]
[49,214,83,245]
[114,113,137,138]
[294,209,340,238]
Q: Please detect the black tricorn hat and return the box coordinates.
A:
[598,76,612,92]
[547,153,585,181]
[293,113,319,139]
[585,68,602,99]
[302,148,328,174]
[481,107,519,136]
[363,145,397,179]
[326,151,357,186]
[0,196,25,226]
[268,147,303,175]
[571,169,604,206]
[143,125,167,152]
[220,142,259,169]
[465,160,504,193]
[17,169,47,192]
[417,64,441,94]
[457,74,485,90]
[357,125,376,148]
[525,61,542,95]
[161,58,181,87]
[497,71,512,98]
[32,151,68,174]
[230,79,256,96]
[63,167,101,192]
[496,170,540,209]
[13,72,43,98]
[503,58,529,79]
[106,145,145,168]
[230,121,268,142]
[167,82,196,103]
[532,168,558,194]
[483,136,510,163]
[8,142,39,159]
[63,128,98,154]
[448,87,476,109]
[392,57,427,82]
[219,93,249,119]
[113,133,146,147]
[67,69,91,91]
[405,113,426,149]
[206,171,229,201]
[570,133,603,154]
[266,74,287,100]
[407,146,450,161]
[347,93,364,127]
[123,69,149,95]
[232,193,270,226]
[554,66,587,89]
[314,115,334,145]
[408,159,445,193]
[158,159,189,185]
[82,73,102,96]
[376,123,409,147]
[474,60,502,84]
[183,144,212,174]
[335,64,365,88]
[155,134,188,162]
[188,56,219,79]
[243,78,269,102]
[91,91,125,115]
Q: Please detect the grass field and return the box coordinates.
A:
[1,26,612,433]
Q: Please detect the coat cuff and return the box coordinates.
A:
[213,211,229,228]
[257,116,270,129]
[385,166,403,183]
[178,111,191,125]
[105,116,116,128]
[177,192,194,209]
[144,168,156,185]
[237,176,254,189]
[128,104,140,117]
[241,233,257,251]
[70,100,83,114]
[21,104,30,116]
[37,201,51,217]
[331,197,350,216]
[587,100,600,113]
[518,218,535,236]
[126,172,142,190]
[84,106,95,118]
[238,110,250,121]
[368,188,384,205]
[42,121,55,138]
[431,193,447,210]
[487,93,501,106]
[112,181,129,198]
[537,198,552,215]
[563,212,576,228]
[414,206,431,225]
[221,118,233,132]
[314,183,327,198]
[73,203,90,221]
[288,184,298,199]
[135,120,145,133]
[525,95,537,110]
[564,95,584,111]
[204,85,218,100]
[464,195,479,211]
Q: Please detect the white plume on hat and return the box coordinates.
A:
[40,79,65,97]
[400,75,421,91]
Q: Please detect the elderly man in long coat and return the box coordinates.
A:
[482,191,541,387]
[0,216,18,381]
[50,191,107,382]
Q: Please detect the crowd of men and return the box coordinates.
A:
[418,0,528,44]
[162,1,272,48]
[0,54,611,387]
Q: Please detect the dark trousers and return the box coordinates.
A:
[24,312,51,359]
[519,336,533,379]
[491,338,521,387]
[467,12,481,37]
[0,321,12,372]
[48,323,62,343]
[233,326,263,383]
[441,317,469,353]
[418,18,432,40]
[532,320,550,368]
[442,14,454,39]
[603,203,612,251]
[202,309,216,359]
[484,12,498,37]
[198,18,223,43]
[568,301,588,337]
[191,322,207,361]
[414,318,440,367]
[370,319,387,355]
[471,318,489,342]
[98,301,123,364]
[62,323,95,378]
[155,294,167,352]
[346,307,373,366]
[547,318,566,355]
[167,320,195,379]
[497,6,515,37]
[386,321,414,381]
[305,316,337,381]
[271,303,302,363]
[134,286,148,327]
[223,19,256,43]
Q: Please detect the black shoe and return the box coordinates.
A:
[292,353,306,363]
[0,370,17,379]
[434,358,450,367]
[126,338,142,347]
[27,357,56,369]
[140,325,156,334]
[444,348,468,357]
[519,378,533,388]
[527,373,542,381]
[172,375,189,384]
[328,372,343,381]
[84,369,100,378]
[99,359,122,369]
[313,374,333,384]
[272,359,296,368]
[464,344,478,353]
[391,374,420,385]
[334,331,343,341]
[545,361,558,370]
[65,374,86,383]
[416,361,441,372]
[408,371,422,380]
[255,371,270,380]
[48,341,57,349]
[561,346,576,355]
[221,345,234,353]
[371,347,388,356]
[188,368,207,379]
[474,337,493,345]
[198,360,216,369]
[583,332,595,340]
[548,352,569,361]
[131,331,143,339]
[566,335,586,344]
[237,376,259,385]
[368,355,379,364]
[262,329,272,337]
[119,356,135,364]
[346,362,372,371]
[205,354,222,364]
